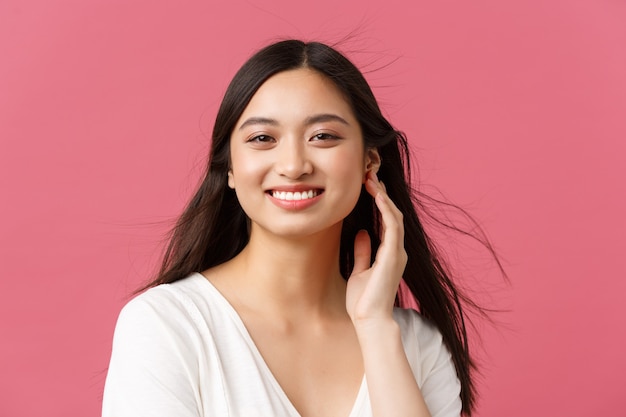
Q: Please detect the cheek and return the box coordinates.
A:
[229,150,266,188]
[330,149,367,182]
[324,150,367,211]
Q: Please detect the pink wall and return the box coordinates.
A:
[2,0,625,415]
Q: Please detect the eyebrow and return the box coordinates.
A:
[238,113,350,131]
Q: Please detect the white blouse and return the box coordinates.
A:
[102,273,462,417]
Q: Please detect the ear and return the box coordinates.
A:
[364,148,381,181]
[227,170,235,189]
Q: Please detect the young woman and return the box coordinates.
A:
[103,40,487,417]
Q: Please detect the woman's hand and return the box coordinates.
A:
[345,171,408,327]
[345,172,434,417]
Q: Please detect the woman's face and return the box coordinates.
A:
[228,68,379,238]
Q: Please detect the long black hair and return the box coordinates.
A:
[143,39,498,415]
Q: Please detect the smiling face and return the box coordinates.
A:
[228,68,379,239]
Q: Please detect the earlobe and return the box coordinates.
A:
[227,170,235,189]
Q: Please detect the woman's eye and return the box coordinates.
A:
[311,132,338,141]
[248,134,274,143]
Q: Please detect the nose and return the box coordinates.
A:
[274,138,313,179]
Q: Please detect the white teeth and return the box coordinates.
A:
[272,190,318,201]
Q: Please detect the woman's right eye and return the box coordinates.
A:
[247,134,274,143]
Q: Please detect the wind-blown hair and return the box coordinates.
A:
[144,39,488,414]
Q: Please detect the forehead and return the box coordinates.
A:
[236,68,357,126]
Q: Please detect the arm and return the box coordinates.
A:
[355,318,432,417]
[346,172,460,417]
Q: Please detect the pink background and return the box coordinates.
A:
[2,0,625,415]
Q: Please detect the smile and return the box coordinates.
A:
[270,190,320,201]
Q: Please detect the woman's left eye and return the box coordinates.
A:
[311,132,338,141]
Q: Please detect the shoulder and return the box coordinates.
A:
[113,274,210,347]
[120,273,210,319]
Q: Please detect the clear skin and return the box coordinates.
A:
[204,69,431,417]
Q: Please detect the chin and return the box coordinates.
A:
[252,219,344,240]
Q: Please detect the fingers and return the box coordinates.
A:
[365,172,405,242]
[352,230,372,274]
[364,171,407,267]
[347,173,407,322]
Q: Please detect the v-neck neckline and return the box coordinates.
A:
[193,272,368,417]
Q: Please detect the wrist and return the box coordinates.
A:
[353,316,400,342]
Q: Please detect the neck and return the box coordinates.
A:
[221,222,347,319]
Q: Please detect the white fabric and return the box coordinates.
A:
[102,273,462,417]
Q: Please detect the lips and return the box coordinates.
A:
[265,187,324,210]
